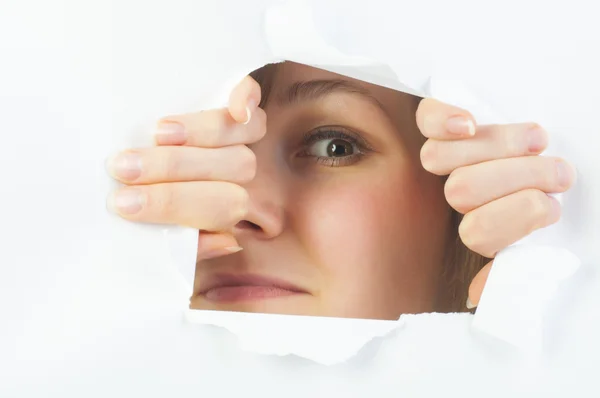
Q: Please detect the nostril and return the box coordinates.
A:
[235,220,262,231]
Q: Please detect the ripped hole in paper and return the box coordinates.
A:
[187,61,489,321]
[159,0,581,364]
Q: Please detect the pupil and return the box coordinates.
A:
[328,139,352,157]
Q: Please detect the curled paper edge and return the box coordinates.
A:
[472,245,581,352]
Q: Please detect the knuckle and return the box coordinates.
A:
[520,189,550,228]
[222,183,250,222]
[415,98,434,130]
[250,107,267,140]
[228,184,250,221]
[161,149,181,181]
[146,185,175,220]
[202,110,231,147]
[234,145,257,182]
[459,212,492,257]
[420,140,438,173]
[444,168,471,213]
[205,183,249,230]
[527,158,555,189]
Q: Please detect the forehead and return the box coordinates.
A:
[267,62,410,113]
[273,62,385,94]
[275,62,347,82]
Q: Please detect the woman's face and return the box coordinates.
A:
[191,62,454,320]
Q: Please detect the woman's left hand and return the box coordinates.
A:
[416,98,577,309]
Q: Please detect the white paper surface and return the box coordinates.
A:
[1,0,599,396]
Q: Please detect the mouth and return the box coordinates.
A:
[198,273,309,303]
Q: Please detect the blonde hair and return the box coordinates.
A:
[250,63,488,313]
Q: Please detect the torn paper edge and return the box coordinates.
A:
[472,245,581,353]
[184,309,404,366]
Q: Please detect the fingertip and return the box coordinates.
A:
[556,159,578,191]
[466,297,477,310]
[225,246,243,254]
[547,195,562,225]
[467,260,493,310]
[106,187,145,219]
[198,246,243,261]
[242,98,258,125]
[154,119,187,146]
[526,124,549,154]
[197,232,241,261]
[446,115,476,137]
[416,98,477,139]
[229,75,262,124]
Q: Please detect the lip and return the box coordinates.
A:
[198,273,309,303]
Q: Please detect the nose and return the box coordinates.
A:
[234,199,284,239]
[233,144,286,240]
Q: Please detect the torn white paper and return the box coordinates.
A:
[179,0,583,363]
[2,0,599,396]
[185,309,403,365]
[473,245,581,352]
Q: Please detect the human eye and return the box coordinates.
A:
[298,126,373,167]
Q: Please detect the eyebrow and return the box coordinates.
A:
[275,78,388,112]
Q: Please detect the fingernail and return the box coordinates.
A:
[200,246,243,261]
[155,121,186,145]
[106,152,142,181]
[446,116,476,136]
[526,126,548,153]
[243,98,258,125]
[547,195,562,224]
[556,160,575,189]
[466,298,477,309]
[107,189,144,215]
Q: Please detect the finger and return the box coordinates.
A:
[106,145,256,185]
[445,156,576,214]
[416,98,477,140]
[107,181,249,231]
[421,122,549,175]
[458,189,561,258]
[196,231,242,261]
[154,106,266,147]
[228,75,262,124]
[467,260,493,309]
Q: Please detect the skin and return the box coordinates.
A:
[106,62,576,320]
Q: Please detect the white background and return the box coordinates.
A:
[1,0,599,396]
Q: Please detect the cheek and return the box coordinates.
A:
[302,184,388,264]
[291,163,451,316]
[294,164,444,275]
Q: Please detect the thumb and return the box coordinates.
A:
[196,231,242,262]
[467,259,493,309]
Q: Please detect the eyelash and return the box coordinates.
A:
[297,127,373,167]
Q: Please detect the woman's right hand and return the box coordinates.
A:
[106,76,265,260]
